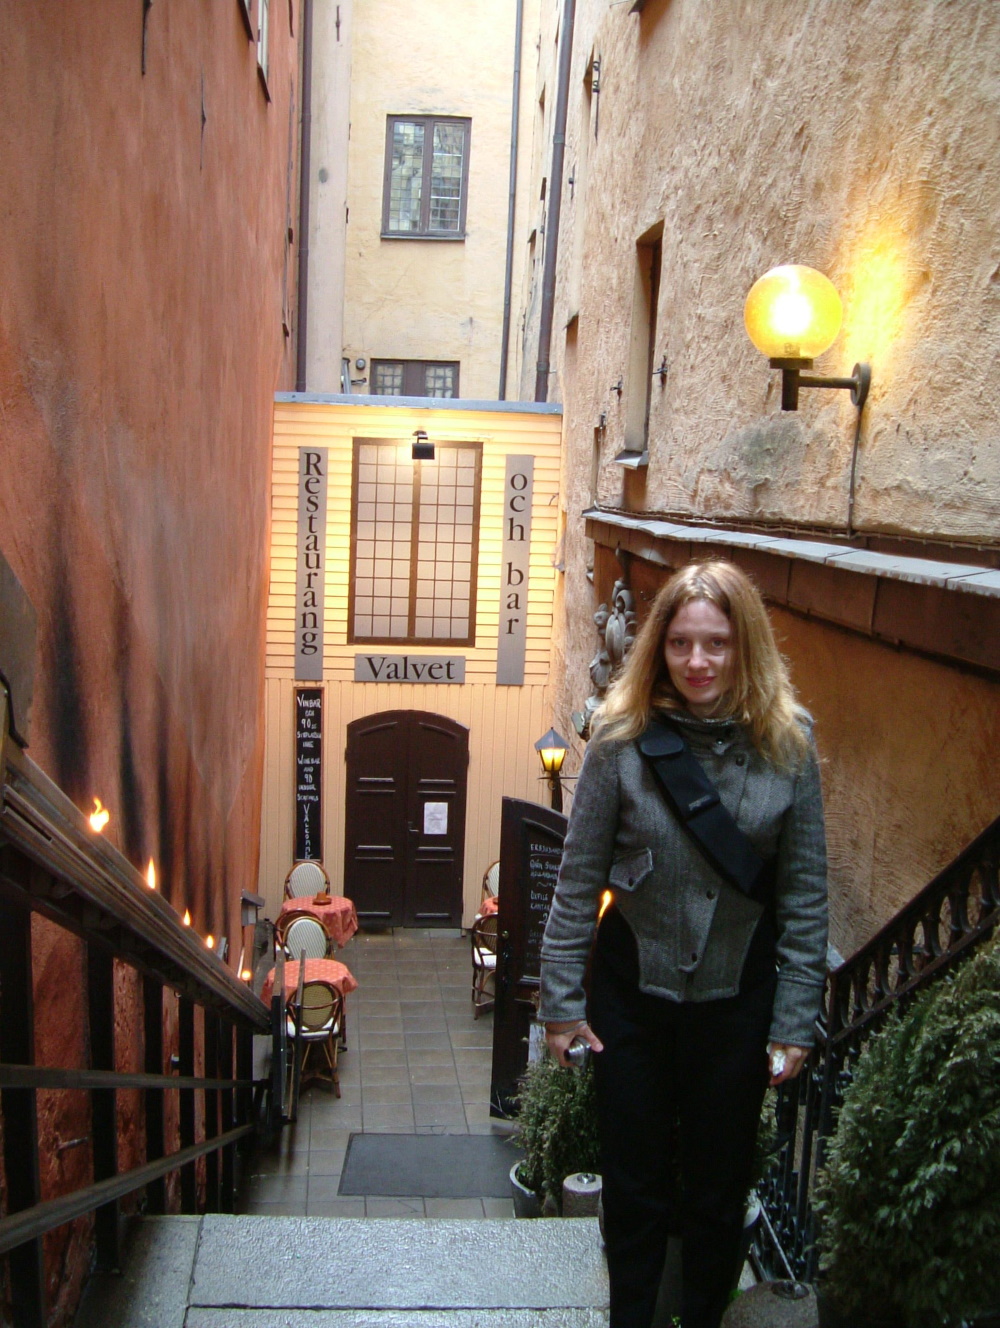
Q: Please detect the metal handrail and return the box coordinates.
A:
[755,812,1000,1281]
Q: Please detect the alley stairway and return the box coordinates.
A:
[74,1213,610,1327]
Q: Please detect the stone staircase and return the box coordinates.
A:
[74,1214,610,1327]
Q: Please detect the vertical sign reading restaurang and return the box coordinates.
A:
[295,447,328,680]
[294,688,323,862]
[496,455,534,685]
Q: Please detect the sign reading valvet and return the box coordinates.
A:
[496,455,534,686]
[294,688,323,862]
[354,654,466,683]
[295,447,328,681]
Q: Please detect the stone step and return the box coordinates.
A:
[75,1214,610,1328]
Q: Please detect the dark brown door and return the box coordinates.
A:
[344,710,468,927]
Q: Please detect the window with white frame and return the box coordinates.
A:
[349,440,481,646]
[382,116,471,238]
[257,0,270,85]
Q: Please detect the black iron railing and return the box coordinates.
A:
[0,693,278,1328]
[755,813,1000,1281]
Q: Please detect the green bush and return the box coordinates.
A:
[815,932,1000,1326]
[513,1055,601,1211]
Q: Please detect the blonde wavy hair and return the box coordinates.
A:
[593,560,809,767]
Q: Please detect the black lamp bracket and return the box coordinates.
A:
[770,358,870,412]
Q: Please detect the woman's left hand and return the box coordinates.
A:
[767,1042,809,1086]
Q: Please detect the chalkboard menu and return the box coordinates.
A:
[489,797,567,1116]
[294,688,323,862]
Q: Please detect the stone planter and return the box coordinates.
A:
[510,1162,542,1218]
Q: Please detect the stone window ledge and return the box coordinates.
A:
[583,508,1000,677]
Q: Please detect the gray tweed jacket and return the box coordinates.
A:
[538,710,828,1047]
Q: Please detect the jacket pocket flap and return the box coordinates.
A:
[609,848,654,893]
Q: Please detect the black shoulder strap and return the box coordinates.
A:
[637,717,771,901]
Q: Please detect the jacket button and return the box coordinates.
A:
[706,889,716,900]
[690,951,698,962]
[736,753,746,766]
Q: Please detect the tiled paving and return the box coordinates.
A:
[241,928,517,1219]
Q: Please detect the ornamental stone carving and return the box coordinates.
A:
[576,577,636,739]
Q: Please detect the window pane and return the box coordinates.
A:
[424,363,457,398]
[388,121,425,232]
[372,362,404,395]
[430,123,465,232]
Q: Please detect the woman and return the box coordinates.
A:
[539,560,827,1328]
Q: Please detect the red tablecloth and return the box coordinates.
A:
[279,895,359,948]
[261,958,358,1007]
[479,895,499,916]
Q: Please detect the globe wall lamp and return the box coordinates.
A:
[534,727,569,814]
[744,265,870,412]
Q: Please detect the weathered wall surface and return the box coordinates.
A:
[523,0,1000,543]
[340,0,524,399]
[307,0,353,390]
[0,2,298,1320]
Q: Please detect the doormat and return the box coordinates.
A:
[338,1132,523,1198]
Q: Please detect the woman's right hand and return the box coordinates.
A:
[545,1020,604,1066]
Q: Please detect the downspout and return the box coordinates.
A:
[498,0,524,401]
[534,0,577,403]
[295,0,315,393]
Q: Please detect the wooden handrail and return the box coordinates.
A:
[0,734,268,1030]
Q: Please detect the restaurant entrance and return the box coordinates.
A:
[344,710,468,927]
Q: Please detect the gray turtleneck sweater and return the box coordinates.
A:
[538,710,828,1047]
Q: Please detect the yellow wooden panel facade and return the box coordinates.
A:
[259,397,564,924]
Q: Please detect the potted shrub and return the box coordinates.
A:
[814,933,1000,1328]
[511,1053,601,1216]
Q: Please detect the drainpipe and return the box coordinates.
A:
[498,0,524,401]
[295,0,315,392]
[534,0,577,403]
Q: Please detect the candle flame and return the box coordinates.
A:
[146,859,157,889]
[88,798,110,833]
[598,890,613,920]
[206,934,215,949]
[182,910,191,926]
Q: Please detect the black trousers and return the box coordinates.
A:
[590,907,774,1328]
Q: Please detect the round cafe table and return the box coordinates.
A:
[278,894,359,949]
[261,957,358,1008]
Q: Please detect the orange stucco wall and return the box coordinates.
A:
[0,2,300,1320]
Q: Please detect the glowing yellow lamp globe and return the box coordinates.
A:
[744,265,843,361]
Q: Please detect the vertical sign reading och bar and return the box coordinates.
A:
[295,447,328,680]
[496,455,534,685]
[294,688,323,861]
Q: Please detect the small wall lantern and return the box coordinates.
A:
[412,429,435,461]
[744,265,870,412]
[534,727,569,813]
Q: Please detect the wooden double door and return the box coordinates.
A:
[344,710,468,927]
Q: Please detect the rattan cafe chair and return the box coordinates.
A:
[284,860,331,900]
[471,914,498,1018]
[287,979,343,1096]
[480,859,500,908]
[283,915,331,961]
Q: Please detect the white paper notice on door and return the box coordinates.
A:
[423,802,448,835]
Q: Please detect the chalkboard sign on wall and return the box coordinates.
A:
[294,688,323,862]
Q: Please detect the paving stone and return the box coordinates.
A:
[75,1216,200,1328]
[721,1281,818,1327]
[191,1216,609,1310]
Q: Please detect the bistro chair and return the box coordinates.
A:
[284,860,330,900]
[277,909,332,955]
[480,859,500,908]
[287,979,343,1097]
[283,915,331,961]
[471,914,498,1018]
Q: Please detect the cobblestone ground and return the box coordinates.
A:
[241,928,516,1218]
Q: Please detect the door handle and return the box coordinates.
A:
[407,822,420,835]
